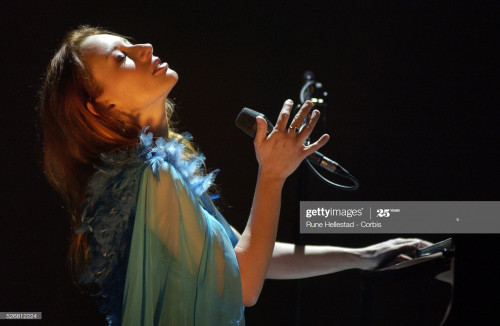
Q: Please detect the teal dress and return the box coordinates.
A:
[77,129,245,325]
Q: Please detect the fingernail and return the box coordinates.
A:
[286,99,293,104]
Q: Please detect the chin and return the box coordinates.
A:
[166,68,179,82]
[161,69,178,95]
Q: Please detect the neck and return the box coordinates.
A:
[137,100,169,137]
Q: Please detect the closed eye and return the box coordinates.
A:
[117,52,127,63]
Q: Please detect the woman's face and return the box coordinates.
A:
[81,34,178,118]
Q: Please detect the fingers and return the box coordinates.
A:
[393,239,432,258]
[419,240,433,248]
[392,238,432,249]
[398,254,413,262]
[296,107,320,141]
[275,99,319,137]
[254,116,267,146]
[288,100,314,133]
[384,238,432,260]
[365,238,433,269]
[261,98,330,160]
[275,99,294,131]
[378,245,416,268]
[303,133,330,156]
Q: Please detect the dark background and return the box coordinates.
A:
[1,1,498,325]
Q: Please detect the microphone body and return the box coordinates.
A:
[235,107,338,174]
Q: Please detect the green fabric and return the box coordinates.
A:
[122,164,245,325]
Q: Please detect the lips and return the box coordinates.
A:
[152,57,168,75]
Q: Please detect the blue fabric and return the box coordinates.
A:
[77,128,244,325]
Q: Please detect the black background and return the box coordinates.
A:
[0,1,498,325]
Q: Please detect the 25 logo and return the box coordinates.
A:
[377,209,391,217]
[376,208,400,217]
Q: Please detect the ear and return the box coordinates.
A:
[85,101,100,116]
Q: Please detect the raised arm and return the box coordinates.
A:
[233,100,329,306]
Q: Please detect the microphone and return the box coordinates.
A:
[235,107,339,174]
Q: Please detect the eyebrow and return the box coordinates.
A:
[105,38,131,60]
[105,46,118,60]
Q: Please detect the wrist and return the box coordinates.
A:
[353,247,378,270]
[257,167,287,186]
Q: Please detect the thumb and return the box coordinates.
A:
[254,116,267,146]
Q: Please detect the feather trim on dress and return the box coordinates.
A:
[77,127,217,324]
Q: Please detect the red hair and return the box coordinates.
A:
[38,26,177,280]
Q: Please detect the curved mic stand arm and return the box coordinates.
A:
[299,72,359,190]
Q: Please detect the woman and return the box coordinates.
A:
[39,26,430,325]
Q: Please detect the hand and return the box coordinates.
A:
[358,238,433,270]
[253,99,330,182]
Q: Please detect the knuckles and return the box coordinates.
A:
[279,112,290,119]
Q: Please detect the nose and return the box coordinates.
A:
[131,43,153,62]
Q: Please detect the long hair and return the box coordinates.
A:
[38,26,180,282]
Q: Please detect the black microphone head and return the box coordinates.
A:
[235,107,273,138]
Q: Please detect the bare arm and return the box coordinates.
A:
[229,99,430,305]
[266,243,363,279]
[230,227,431,280]
[266,238,432,279]
[233,100,329,306]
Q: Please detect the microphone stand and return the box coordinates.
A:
[294,71,328,326]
